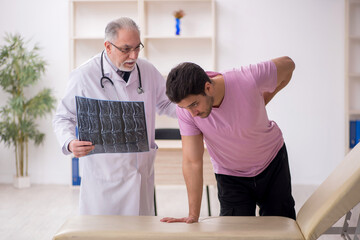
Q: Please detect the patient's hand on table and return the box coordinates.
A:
[160,216,198,224]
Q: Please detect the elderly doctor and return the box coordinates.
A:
[53,17,176,215]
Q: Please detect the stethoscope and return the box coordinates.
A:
[100,50,144,94]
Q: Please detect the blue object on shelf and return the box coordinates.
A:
[356,120,360,147]
[175,18,181,35]
[72,157,81,186]
[350,120,360,148]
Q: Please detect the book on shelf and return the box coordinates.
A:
[350,120,360,148]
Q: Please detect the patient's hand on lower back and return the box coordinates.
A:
[160,216,198,224]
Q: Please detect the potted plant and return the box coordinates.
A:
[0,33,56,188]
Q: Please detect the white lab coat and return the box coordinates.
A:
[53,52,176,215]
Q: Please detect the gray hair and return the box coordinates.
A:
[104,17,140,42]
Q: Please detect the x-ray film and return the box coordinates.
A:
[75,96,149,155]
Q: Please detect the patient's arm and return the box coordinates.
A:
[160,134,204,224]
[263,56,295,105]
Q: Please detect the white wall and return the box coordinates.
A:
[0,0,71,184]
[0,0,345,185]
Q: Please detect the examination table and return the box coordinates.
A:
[53,144,360,240]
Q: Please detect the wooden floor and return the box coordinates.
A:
[0,184,79,240]
[0,183,358,240]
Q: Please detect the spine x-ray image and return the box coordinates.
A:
[75,96,149,155]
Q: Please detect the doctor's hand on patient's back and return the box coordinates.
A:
[160,215,198,224]
[69,140,95,158]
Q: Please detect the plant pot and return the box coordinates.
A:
[13,176,31,188]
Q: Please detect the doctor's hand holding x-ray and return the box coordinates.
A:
[68,140,94,158]
[53,17,176,216]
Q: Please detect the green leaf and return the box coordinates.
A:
[26,88,57,119]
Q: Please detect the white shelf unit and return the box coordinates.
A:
[69,0,216,74]
[345,0,360,151]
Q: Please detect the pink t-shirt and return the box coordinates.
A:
[176,60,284,177]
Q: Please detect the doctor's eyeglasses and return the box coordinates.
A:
[109,42,144,54]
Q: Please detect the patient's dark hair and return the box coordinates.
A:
[166,62,211,103]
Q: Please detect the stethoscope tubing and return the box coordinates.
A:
[100,50,143,94]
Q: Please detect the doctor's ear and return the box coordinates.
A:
[104,41,112,54]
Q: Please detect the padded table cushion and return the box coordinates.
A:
[53,215,304,240]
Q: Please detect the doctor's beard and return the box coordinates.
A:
[119,60,137,72]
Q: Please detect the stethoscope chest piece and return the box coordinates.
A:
[137,87,144,94]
